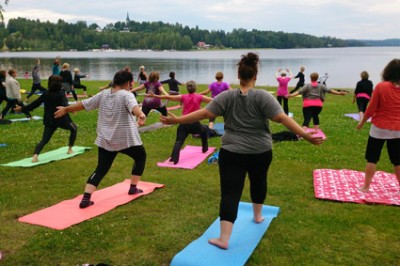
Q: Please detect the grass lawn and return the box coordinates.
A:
[0,79,399,265]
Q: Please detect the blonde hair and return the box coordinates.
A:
[62,63,70,69]
[73,68,80,73]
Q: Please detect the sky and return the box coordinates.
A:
[2,0,400,40]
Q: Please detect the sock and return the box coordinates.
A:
[79,192,94,208]
[128,184,143,195]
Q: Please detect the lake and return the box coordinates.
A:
[0,47,399,89]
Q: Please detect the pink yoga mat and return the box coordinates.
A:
[157,145,216,169]
[314,169,400,205]
[304,127,326,139]
[18,180,165,230]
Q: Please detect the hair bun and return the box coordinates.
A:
[243,52,259,66]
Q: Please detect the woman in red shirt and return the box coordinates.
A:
[357,59,400,192]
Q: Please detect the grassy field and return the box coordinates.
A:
[0,79,399,266]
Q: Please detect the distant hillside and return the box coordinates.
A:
[356,39,400,47]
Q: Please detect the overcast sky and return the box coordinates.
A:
[3,0,400,40]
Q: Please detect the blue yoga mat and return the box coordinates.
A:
[171,202,280,266]
[213,123,224,135]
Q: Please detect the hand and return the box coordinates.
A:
[54,106,66,118]
[137,113,146,126]
[145,92,155,98]
[356,122,364,130]
[13,106,22,113]
[303,132,324,145]
[160,112,178,125]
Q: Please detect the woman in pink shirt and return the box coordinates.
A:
[146,80,212,164]
[357,59,400,192]
[275,68,293,115]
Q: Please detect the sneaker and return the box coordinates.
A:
[79,199,94,209]
[128,186,143,195]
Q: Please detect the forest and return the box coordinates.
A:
[0,17,366,51]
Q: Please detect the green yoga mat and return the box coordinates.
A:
[1,146,92,167]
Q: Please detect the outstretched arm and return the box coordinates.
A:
[199,88,211,95]
[272,113,324,145]
[54,102,85,118]
[160,108,215,125]
[287,91,300,98]
[132,105,146,126]
[131,84,145,93]
[159,85,169,95]
[146,93,181,102]
[329,89,347,96]
[202,95,213,103]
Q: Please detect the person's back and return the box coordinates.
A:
[181,93,203,115]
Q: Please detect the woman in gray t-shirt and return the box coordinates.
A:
[161,52,324,249]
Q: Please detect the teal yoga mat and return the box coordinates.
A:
[171,202,280,266]
[1,146,92,167]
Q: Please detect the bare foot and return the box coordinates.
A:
[32,155,38,163]
[254,216,265,224]
[208,238,228,250]
[358,186,370,193]
[67,149,73,154]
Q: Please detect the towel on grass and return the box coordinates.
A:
[344,113,371,122]
[171,202,280,266]
[157,145,216,169]
[18,180,165,230]
[1,146,91,167]
[9,116,42,122]
[314,169,400,205]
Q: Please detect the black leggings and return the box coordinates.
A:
[170,122,208,164]
[302,106,322,127]
[277,96,289,115]
[74,84,87,91]
[218,148,273,223]
[34,121,77,155]
[365,136,400,165]
[87,146,146,187]
[27,83,47,99]
[290,82,304,94]
[356,97,369,113]
[1,98,31,119]
[141,105,167,117]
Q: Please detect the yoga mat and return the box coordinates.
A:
[314,169,400,205]
[1,146,92,167]
[19,180,165,230]
[9,116,42,122]
[304,127,326,140]
[157,145,216,169]
[213,123,224,136]
[171,202,280,266]
[138,122,172,133]
[0,144,7,147]
[344,113,371,122]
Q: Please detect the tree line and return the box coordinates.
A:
[0,17,366,51]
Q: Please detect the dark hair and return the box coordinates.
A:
[186,80,197,93]
[48,75,63,92]
[169,71,175,79]
[113,70,133,86]
[237,52,259,85]
[360,71,369,80]
[8,69,16,76]
[382,59,400,83]
[0,70,6,79]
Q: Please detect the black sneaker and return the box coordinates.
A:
[128,187,143,195]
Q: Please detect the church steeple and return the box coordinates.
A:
[126,12,130,24]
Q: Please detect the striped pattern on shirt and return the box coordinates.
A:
[82,89,142,151]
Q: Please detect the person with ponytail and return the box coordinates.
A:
[160,52,324,249]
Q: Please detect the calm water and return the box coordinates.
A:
[0,47,399,88]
